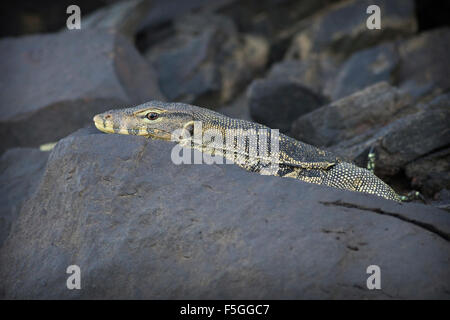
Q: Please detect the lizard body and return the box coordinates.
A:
[93,101,400,201]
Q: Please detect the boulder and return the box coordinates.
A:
[432,189,450,211]
[248,76,325,132]
[0,29,163,154]
[396,27,450,98]
[371,101,450,177]
[218,92,252,121]
[291,82,412,148]
[328,27,450,101]
[265,59,337,96]
[247,58,331,132]
[326,92,450,193]
[330,43,399,100]
[0,148,49,247]
[145,13,268,106]
[1,127,449,299]
[286,0,417,61]
[138,0,231,32]
[405,148,450,197]
[80,0,153,39]
[217,0,333,62]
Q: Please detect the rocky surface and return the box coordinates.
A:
[218,92,252,121]
[330,43,399,100]
[286,0,417,61]
[396,27,450,98]
[248,74,325,133]
[329,92,450,193]
[217,0,333,62]
[0,29,163,154]
[291,82,412,148]
[1,128,449,299]
[405,148,450,198]
[80,0,153,38]
[0,148,49,248]
[137,0,231,34]
[326,27,450,101]
[145,13,268,106]
[291,84,450,197]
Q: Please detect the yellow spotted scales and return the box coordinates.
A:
[93,101,400,201]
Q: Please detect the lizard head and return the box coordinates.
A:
[93,101,198,141]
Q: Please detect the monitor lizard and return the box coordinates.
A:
[93,100,401,201]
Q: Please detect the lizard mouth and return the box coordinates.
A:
[93,116,113,133]
[146,128,173,140]
[93,116,119,134]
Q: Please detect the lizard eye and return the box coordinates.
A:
[146,112,159,120]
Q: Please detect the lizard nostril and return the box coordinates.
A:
[105,114,112,119]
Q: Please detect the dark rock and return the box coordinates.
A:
[80,0,153,39]
[396,27,450,98]
[247,58,333,131]
[431,189,450,211]
[286,0,417,61]
[1,127,449,299]
[331,43,399,100]
[329,92,450,181]
[218,0,332,39]
[217,92,252,121]
[373,103,450,177]
[266,59,338,97]
[146,13,268,106]
[328,27,450,102]
[405,148,450,197]
[0,148,49,248]
[0,29,163,154]
[217,0,333,62]
[135,0,233,51]
[82,0,232,42]
[291,82,411,148]
[137,0,231,32]
[248,76,325,132]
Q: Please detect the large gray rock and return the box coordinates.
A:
[291,82,412,148]
[292,85,450,197]
[397,27,450,98]
[0,148,49,248]
[137,0,231,32]
[319,92,450,198]
[217,0,333,62]
[250,56,340,103]
[1,127,449,299]
[328,27,450,101]
[80,0,153,39]
[217,91,252,121]
[0,29,163,154]
[262,58,337,97]
[248,76,325,133]
[145,13,268,106]
[405,148,450,197]
[286,0,417,61]
[329,92,450,181]
[247,59,329,132]
[330,43,399,100]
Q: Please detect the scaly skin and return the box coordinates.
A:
[93,101,401,201]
